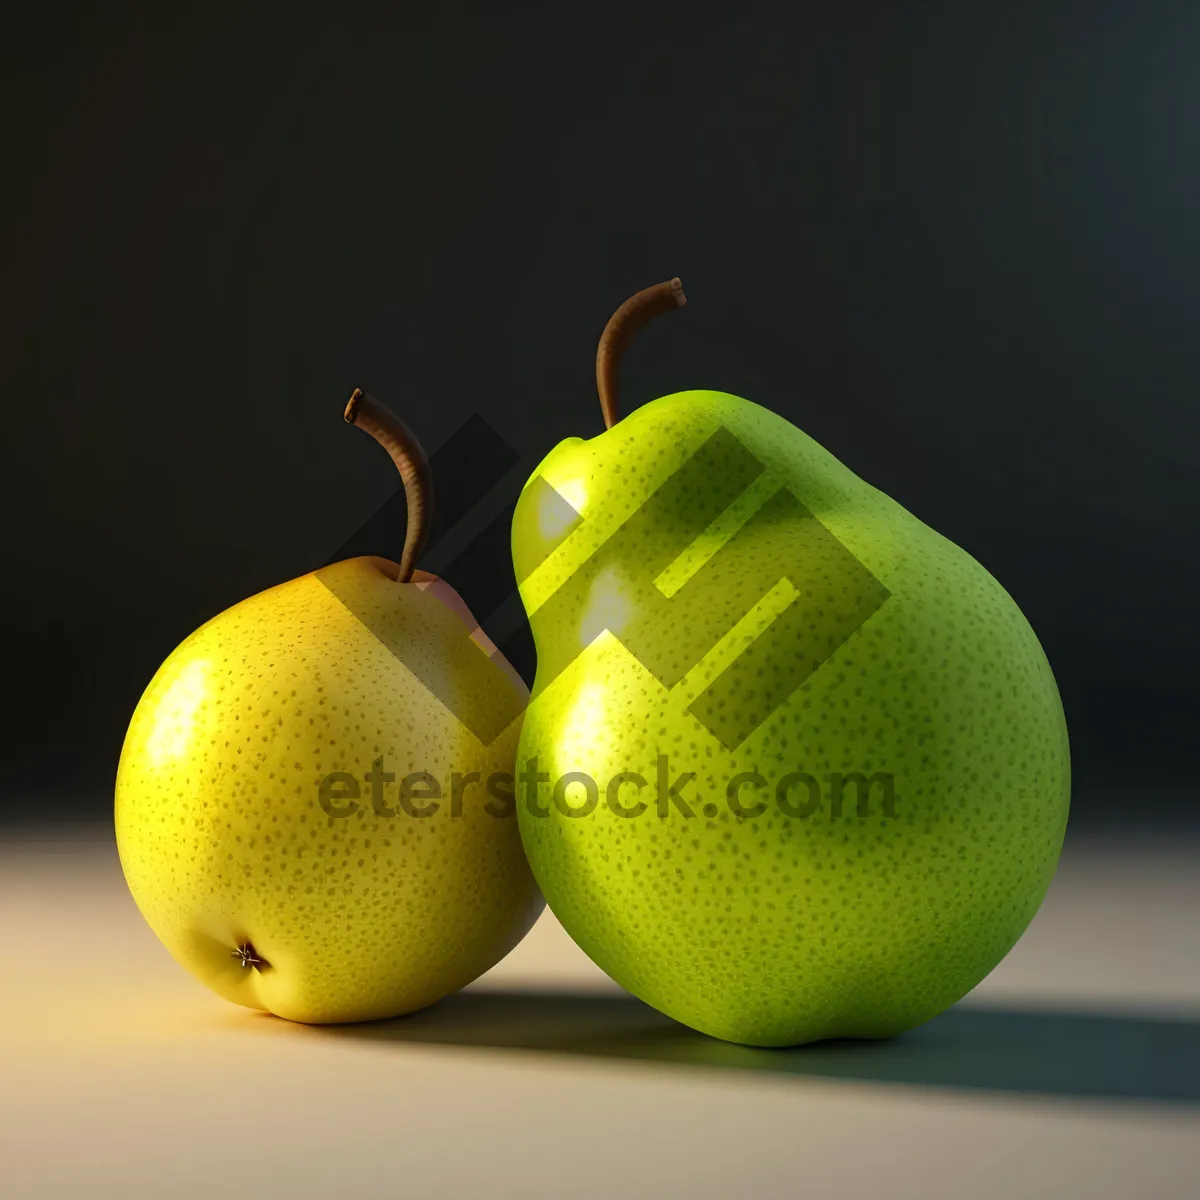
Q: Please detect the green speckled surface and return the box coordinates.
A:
[514,390,1070,1045]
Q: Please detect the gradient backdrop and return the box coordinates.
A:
[4,1,1198,827]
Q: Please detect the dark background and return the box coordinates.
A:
[4,2,1197,826]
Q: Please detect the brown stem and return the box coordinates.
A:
[343,388,433,583]
[595,276,687,430]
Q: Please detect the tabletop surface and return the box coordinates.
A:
[2,823,1197,1199]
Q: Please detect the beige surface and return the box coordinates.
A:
[1,826,1198,1198]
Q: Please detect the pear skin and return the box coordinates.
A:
[116,558,541,1024]
[511,286,1069,1047]
[116,393,542,1024]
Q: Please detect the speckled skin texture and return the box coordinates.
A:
[115,556,543,1024]
[513,390,1070,1047]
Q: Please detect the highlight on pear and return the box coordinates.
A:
[510,277,1070,1047]
[114,389,543,1024]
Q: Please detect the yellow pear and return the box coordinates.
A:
[116,390,542,1023]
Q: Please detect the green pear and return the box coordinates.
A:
[116,390,542,1023]
[511,279,1069,1047]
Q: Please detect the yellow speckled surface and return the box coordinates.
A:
[115,556,542,1022]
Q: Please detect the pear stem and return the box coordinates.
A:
[595,276,687,430]
[344,388,433,583]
